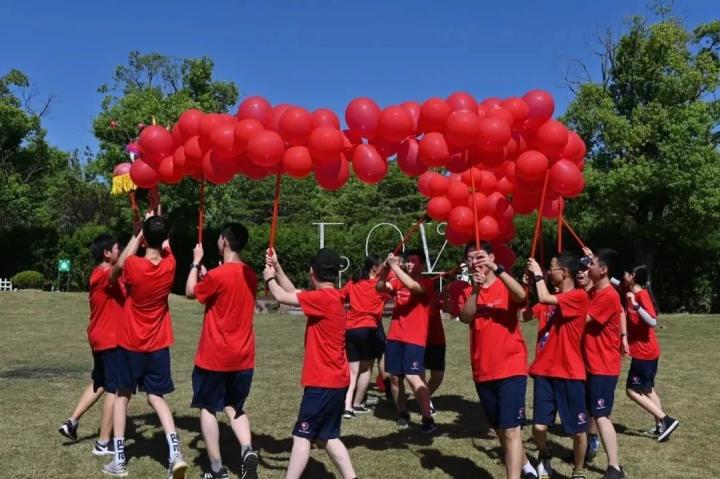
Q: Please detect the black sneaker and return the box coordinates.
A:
[537,453,553,478]
[603,466,625,479]
[646,423,660,435]
[92,440,114,456]
[353,405,372,415]
[658,415,679,442]
[59,419,78,442]
[396,412,410,429]
[523,471,539,479]
[241,449,259,479]
[419,416,437,434]
[202,468,229,479]
[342,409,356,419]
[571,470,587,479]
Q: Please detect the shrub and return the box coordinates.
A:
[11,270,45,290]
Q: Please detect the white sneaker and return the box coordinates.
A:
[102,461,128,477]
[167,454,188,479]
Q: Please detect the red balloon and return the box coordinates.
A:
[560,131,586,163]
[270,104,292,132]
[184,136,204,164]
[371,137,401,159]
[308,126,344,161]
[157,155,184,184]
[446,151,472,173]
[427,196,452,221]
[210,124,237,152]
[343,128,363,146]
[478,170,498,195]
[352,144,388,184]
[236,96,273,128]
[397,139,427,177]
[400,101,421,132]
[448,206,474,234]
[496,176,514,196]
[497,219,516,243]
[447,91,478,113]
[536,120,569,157]
[487,192,510,219]
[467,192,490,217]
[460,167,482,187]
[477,216,499,240]
[445,225,472,246]
[203,150,236,185]
[469,144,506,167]
[481,97,503,109]
[418,132,450,167]
[279,107,313,146]
[522,89,555,132]
[172,146,188,172]
[139,125,174,159]
[378,106,414,142]
[428,172,450,197]
[477,117,512,150]
[237,156,270,180]
[418,171,436,197]
[345,97,381,140]
[447,181,470,207]
[485,107,514,127]
[445,110,481,148]
[234,119,264,147]
[549,159,583,196]
[419,97,451,132]
[312,108,341,129]
[171,124,184,148]
[515,150,549,182]
[315,154,349,191]
[512,189,541,214]
[542,195,565,218]
[199,114,228,142]
[501,98,529,126]
[130,159,159,188]
[493,243,516,269]
[282,146,313,178]
[247,130,285,167]
[178,109,204,139]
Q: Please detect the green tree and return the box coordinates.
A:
[562,12,720,311]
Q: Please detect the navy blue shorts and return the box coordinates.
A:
[475,375,527,430]
[374,323,387,358]
[92,348,119,394]
[586,374,618,418]
[292,387,346,441]
[423,345,446,371]
[116,347,174,396]
[533,376,588,434]
[626,358,658,391]
[345,328,377,362]
[385,340,425,376]
[191,367,253,414]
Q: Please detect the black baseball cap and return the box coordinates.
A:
[578,256,592,272]
[311,248,342,282]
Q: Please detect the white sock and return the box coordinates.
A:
[166,432,181,458]
[210,459,223,473]
[69,418,78,426]
[522,461,537,475]
[113,437,125,464]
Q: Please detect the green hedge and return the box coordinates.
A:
[11,270,45,289]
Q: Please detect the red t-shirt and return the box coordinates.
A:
[193,262,258,371]
[386,276,435,347]
[118,249,176,352]
[342,279,388,330]
[458,279,528,382]
[87,265,125,351]
[529,288,589,380]
[297,288,350,388]
[626,289,660,360]
[583,285,623,375]
[444,279,470,317]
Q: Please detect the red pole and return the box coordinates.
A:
[530,171,551,259]
[557,207,563,253]
[562,215,587,249]
[197,180,205,244]
[392,215,427,255]
[268,172,282,255]
[469,165,480,251]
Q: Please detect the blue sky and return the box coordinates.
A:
[0,0,716,153]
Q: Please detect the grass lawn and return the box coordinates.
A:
[0,290,717,478]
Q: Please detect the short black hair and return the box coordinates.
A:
[556,251,579,276]
[90,233,117,264]
[221,223,249,253]
[464,240,493,257]
[596,248,619,278]
[311,248,342,282]
[143,216,168,249]
[352,255,382,282]
[403,248,426,263]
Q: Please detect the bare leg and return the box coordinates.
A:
[648,388,664,413]
[99,392,115,442]
[200,409,221,465]
[391,375,407,413]
[70,383,104,422]
[353,360,372,407]
[532,424,549,453]
[426,369,445,396]
[626,388,665,421]
[146,394,178,435]
[224,406,252,446]
[596,416,620,469]
[285,436,312,479]
[502,426,523,479]
[405,374,432,418]
[344,361,360,411]
[323,438,357,479]
[572,432,587,472]
[112,391,130,441]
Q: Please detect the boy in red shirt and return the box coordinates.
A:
[59,234,124,456]
[103,215,187,479]
[185,223,259,479]
[376,249,437,433]
[264,248,356,479]
[524,254,590,479]
[582,248,625,479]
[458,242,536,479]
[622,265,679,442]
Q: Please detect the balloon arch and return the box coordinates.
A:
[112,91,587,267]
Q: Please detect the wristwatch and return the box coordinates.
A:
[534,274,544,283]
[494,265,505,276]
[191,263,201,270]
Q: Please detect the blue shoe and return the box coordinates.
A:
[585,434,600,464]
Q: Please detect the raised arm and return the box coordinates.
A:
[185,244,204,298]
[627,291,657,327]
[110,231,143,283]
[375,262,392,294]
[526,258,558,305]
[266,249,297,293]
[387,253,424,294]
[478,250,526,303]
[263,264,300,306]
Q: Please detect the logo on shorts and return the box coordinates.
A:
[518,407,525,420]
[411,361,420,370]
[597,398,606,410]
[299,421,310,433]
[578,413,587,425]
[632,376,641,385]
